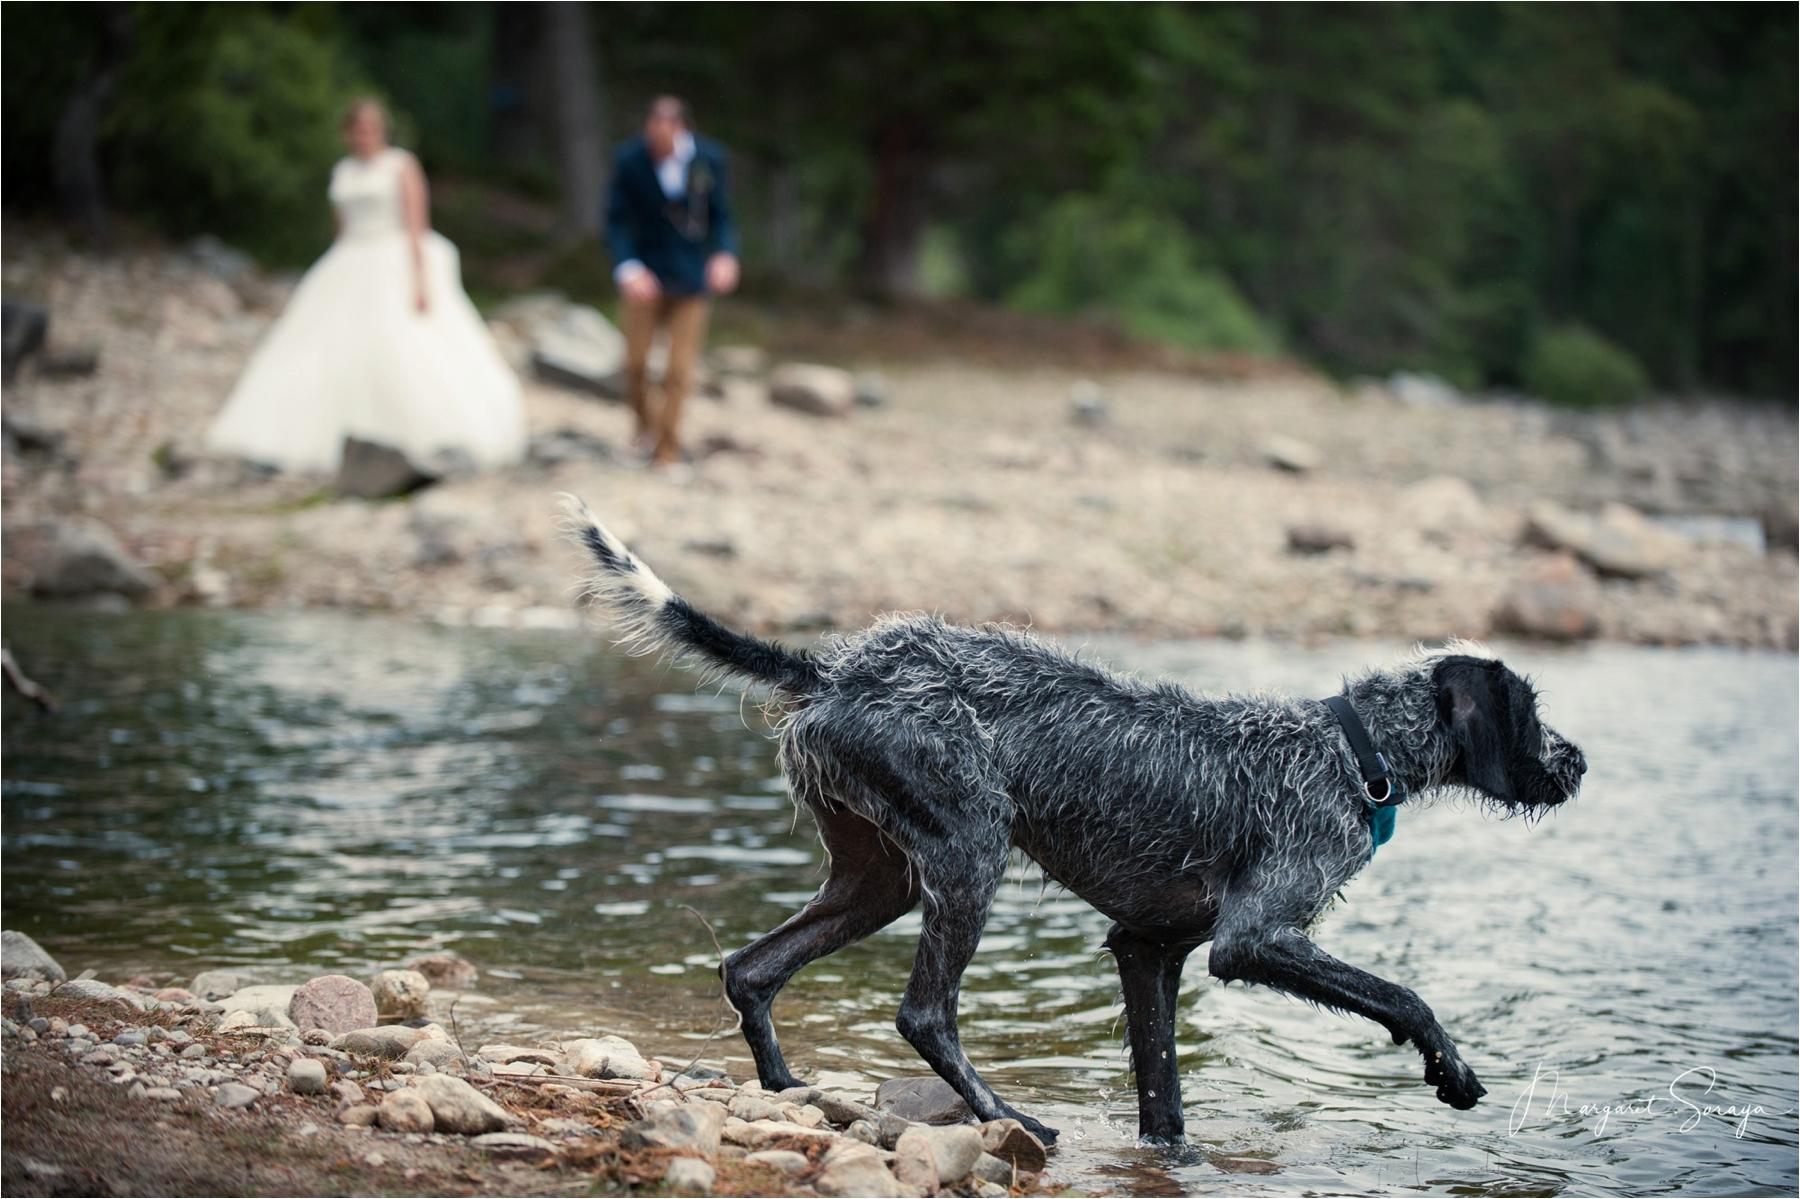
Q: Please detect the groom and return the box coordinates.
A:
[604,95,739,466]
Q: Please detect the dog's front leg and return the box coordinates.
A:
[1209,921,1486,1110]
[1105,924,1195,1143]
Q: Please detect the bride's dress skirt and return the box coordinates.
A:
[207,232,526,473]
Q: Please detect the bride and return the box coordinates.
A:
[207,98,526,473]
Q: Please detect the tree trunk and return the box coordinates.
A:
[51,4,131,247]
[490,4,546,172]
[857,119,929,301]
[543,2,606,242]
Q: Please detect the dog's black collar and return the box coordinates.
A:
[1322,695,1405,808]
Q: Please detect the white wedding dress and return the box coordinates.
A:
[207,148,526,473]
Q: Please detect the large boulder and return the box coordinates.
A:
[1492,553,1601,641]
[620,1100,725,1156]
[336,438,438,500]
[289,975,377,1035]
[498,297,627,397]
[874,1076,972,1125]
[768,363,855,418]
[29,518,158,601]
[1523,501,1687,580]
[560,1034,655,1080]
[1,931,65,981]
[410,1073,511,1135]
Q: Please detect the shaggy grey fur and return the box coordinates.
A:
[561,496,1588,1145]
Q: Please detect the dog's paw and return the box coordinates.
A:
[1421,1047,1485,1110]
[1014,1113,1060,1146]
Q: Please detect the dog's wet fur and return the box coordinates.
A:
[562,497,1588,1144]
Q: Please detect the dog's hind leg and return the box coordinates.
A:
[722,806,919,1091]
[1105,924,1199,1143]
[894,832,1060,1145]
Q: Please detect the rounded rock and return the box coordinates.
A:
[289,975,377,1036]
[378,1089,436,1133]
[288,1058,328,1095]
[369,969,431,1020]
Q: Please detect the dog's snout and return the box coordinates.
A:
[1576,753,1588,776]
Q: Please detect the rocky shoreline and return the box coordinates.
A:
[2,234,1796,650]
[2,931,1053,1198]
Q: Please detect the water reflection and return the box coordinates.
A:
[3,606,1795,1195]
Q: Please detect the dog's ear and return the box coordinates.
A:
[1436,659,1513,799]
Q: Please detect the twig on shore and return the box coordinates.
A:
[445,996,473,1071]
[629,905,734,1107]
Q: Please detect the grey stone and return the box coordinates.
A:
[1261,434,1323,474]
[470,1132,558,1158]
[378,1089,436,1133]
[29,518,158,600]
[1286,523,1355,555]
[1493,553,1601,642]
[559,1034,654,1080]
[410,1073,511,1135]
[215,1083,259,1109]
[142,1086,184,1102]
[330,1078,365,1106]
[874,1076,972,1125]
[973,1152,1016,1185]
[333,1025,425,1060]
[1524,500,1687,580]
[814,1145,906,1197]
[769,363,855,418]
[1,931,65,981]
[813,1090,878,1127]
[744,1149,810,1175]
[339,1103,380,1127]
[217,984,298,1029]
[287,1058,328,1095]
[1069,379,1111,426]
[336,438,438,500]
[179,1043,207,1060]
[621,1101,726,1156]
[113,1029,148,1048]
[401,1038,465,1070]
[980,1117,1048,1171]
[663,1156,717,1195]
[188,971,244,1002]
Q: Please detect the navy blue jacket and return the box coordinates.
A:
[603,134,737,298]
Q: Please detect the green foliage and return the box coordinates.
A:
[1523,325,1651,409]
[106,7,367,265]
[1005,195,1275,354]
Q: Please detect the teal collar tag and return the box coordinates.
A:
[1370,802,1398,854]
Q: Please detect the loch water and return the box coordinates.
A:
[3,606,1795,1196]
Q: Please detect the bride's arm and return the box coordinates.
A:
[399,153,431,314]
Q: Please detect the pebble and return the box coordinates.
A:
[339,1104,380,1127]
[411,1073,511,1134]
[663,1156,716,1196]
[330,1079,365,1107]
[470,1132,558,1158]
[214,1083,259,1109]
[179,1043,207,1060]
[370,969,432,1020]
[289,975,377,1035]
[744,1149,810,1175]
[113,1029,148,1047]
[142,1087,184,1102]
[287,1058,328,1095]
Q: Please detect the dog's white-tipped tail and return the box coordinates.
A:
[560,494,819,692]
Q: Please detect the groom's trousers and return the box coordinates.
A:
[620,293,710,463]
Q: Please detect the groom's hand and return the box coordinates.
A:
[619,266,662,306]
[705,253,740,296]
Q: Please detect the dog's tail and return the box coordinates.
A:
[560,495,820,693]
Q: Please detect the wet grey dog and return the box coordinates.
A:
[563,498,1587,1145]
